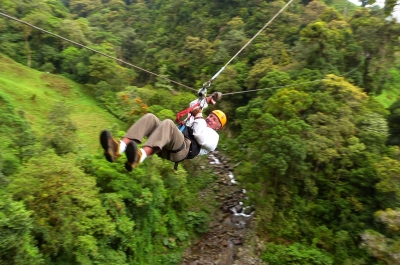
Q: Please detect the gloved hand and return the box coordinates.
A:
[209,92,222,105]
[190,107,202,117]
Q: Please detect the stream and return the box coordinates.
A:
[180,151,265,265]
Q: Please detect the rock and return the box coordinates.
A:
[233,238,242,245]
[223,217,231,223]
[234,205,243,213]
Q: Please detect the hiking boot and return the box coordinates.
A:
[100,130,120,162]
[124,141,142,172]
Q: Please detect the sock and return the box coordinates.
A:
[119,141,127,154]
[139,148,147,163]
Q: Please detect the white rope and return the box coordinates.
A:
[0,1,297,94]
[210,0,296,82]
[222,80,321,96]
[222,61,364,96]
[0,5,362,99]
[0,11,197,91]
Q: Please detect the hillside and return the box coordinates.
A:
[0,53,123,154]
[1,0,400,263]
[0,54,222,265]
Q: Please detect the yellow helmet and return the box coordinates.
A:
[211,110,227,128]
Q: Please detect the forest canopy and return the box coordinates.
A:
[1,0,400,264]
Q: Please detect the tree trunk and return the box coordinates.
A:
[343,0,349,17]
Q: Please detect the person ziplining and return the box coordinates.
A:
[99,92,226,172]
[95,0,294,171]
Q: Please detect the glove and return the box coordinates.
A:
[209,92,222,105]
[190,107,202,117]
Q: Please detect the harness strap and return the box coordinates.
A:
[170,142,185,153]
[170,138,186,171]
[175,102,200,125]
[173,99,206,171]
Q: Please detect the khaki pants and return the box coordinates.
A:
[124,113,190,162]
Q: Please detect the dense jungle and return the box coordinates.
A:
[1,0,400,264]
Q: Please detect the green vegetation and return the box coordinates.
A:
[0,53,216,264]
[0,53,122,151]
[1,0,400,264]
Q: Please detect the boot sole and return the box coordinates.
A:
[125,141,138,172]
[100,130,115,162]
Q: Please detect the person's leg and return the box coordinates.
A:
[145,119,185,152]
[100,113,161,163]
[158,138,191,162]
[123,113,161,144]
[125,119,187,171]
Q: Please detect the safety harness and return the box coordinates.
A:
[173,83,211,170]
[171,124,202,170]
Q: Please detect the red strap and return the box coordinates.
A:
[175,102,200,125]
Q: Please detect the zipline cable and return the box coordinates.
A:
[222,61,363,96]
[0,5,362,98]
[222,80,321,96]
[0,11,197,91]
[209,0,296,82]
[0,0,295,94]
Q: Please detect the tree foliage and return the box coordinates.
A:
[0,195,43,265]
[262,242,333,265]
[233,75,394,263]
[7,151,115,264]
[43,102,77,155]
[0,0,400,264]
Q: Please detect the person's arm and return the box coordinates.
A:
[188,97,206,124]
[190,92,222,110]
[189,98,207,108]
[206,92,222,105]
[187,92,222,126]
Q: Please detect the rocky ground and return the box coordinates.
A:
[180,151,266,265]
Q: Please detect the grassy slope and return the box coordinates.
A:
[0,53,123,154]
[374,89,400,108]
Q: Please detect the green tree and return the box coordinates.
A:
[374,154,400,199]
[44,102,77,155]
[296,9,358,74]
[7,151,115,264]
[262,242,333,265]
[12,110,36,163]
[61,46,89,82]
[233,75,391,263]
[387,98,400,145]
[245,58,276,89]
[0,95,36,173]
[349,9,400,93]
[69,0,102,17]
[257,70,292,98]
[362,208,400,265]
[0,195,43,265]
